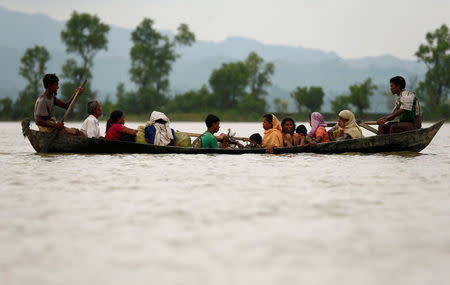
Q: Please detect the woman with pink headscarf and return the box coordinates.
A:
[307,112,330,144]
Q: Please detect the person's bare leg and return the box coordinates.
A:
[284,133,293,147]
[293,133,300,146]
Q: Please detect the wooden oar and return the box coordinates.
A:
[60,79,87,123]
[327,121,378,126]
[41,80,87,152]
[358,122,379,135]
[327,121,379,135]
[183,132,250,142]
[362,121,378,125]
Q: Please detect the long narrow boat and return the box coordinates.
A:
[21,119,444,154]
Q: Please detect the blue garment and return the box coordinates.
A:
[144,125,175,146]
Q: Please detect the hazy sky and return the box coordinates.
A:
[1,0,449,59]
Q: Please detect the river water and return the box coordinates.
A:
[1,121,449,285]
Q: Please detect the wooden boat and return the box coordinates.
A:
[21,119,444,154]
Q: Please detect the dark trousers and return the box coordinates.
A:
[120,133,136,142]
[378,122,414,134]
[378,117,422,135]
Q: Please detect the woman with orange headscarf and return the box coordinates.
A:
[262,114,283,153]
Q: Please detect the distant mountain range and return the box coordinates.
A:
[0,6,426,112]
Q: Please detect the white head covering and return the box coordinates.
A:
[146,111,174,146]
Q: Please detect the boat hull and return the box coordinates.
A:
[21,119,444,154]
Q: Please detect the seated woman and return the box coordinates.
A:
[328,110,362,141]
[293,124,311,146]
[262,114,283,153]
[145,111,176,146]
[307,112,330,144]
[281,117,296,147]
[105,110,137,141]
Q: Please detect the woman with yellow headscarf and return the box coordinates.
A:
[329,110,363,141]
[262,114,283,153]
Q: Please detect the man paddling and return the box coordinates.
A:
[34,73,85,136]
[376,76,422,134]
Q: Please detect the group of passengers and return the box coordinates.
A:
[34,74,422,152]
[249,110,362,152]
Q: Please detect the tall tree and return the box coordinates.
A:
[331,95,352,114]
[60,11,109,118]
[101,96,114,118]
[346,78,377,115]
[273,98,289,114]
[167,86,213,113]
[208,52,274,113]
[129,18,195,113]
[209,62,249,109]
[245,52,275,112]
[0,98,14,120]
[115,83,139,114]
[14,45,50,118]
[415,24,450,112]
[59,59,93,118]
[290,86,325,113]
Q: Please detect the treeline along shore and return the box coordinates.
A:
[111,112,388,123]
[0,11,448,122]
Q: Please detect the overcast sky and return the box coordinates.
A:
[1,0,448,59]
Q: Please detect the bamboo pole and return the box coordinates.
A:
[183,132,250,142]
[358,122,379,135]
[60,79,87,122]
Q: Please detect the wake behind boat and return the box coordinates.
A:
[21,119,444,155]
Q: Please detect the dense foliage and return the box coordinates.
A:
[60,12,110,119]
[290,86,325,114]
[124,18,195,114]
[2,14,449,121]
[14,45,50,118]
[415,24,450,118]
[330,78,377,115]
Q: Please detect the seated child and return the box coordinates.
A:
[198,114,230,149]
[281,117,296,147]
[105,110,138,141]
[293,124,311,146]
[246,133,262,149]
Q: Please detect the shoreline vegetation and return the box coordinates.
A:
[4,112,444,123]
[1,12,448,123]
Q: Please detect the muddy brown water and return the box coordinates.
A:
[1,121,449,285]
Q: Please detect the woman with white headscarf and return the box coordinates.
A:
[144,111,177,146]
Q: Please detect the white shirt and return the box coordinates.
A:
[394,90,421,116]
[80,115,100,138]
